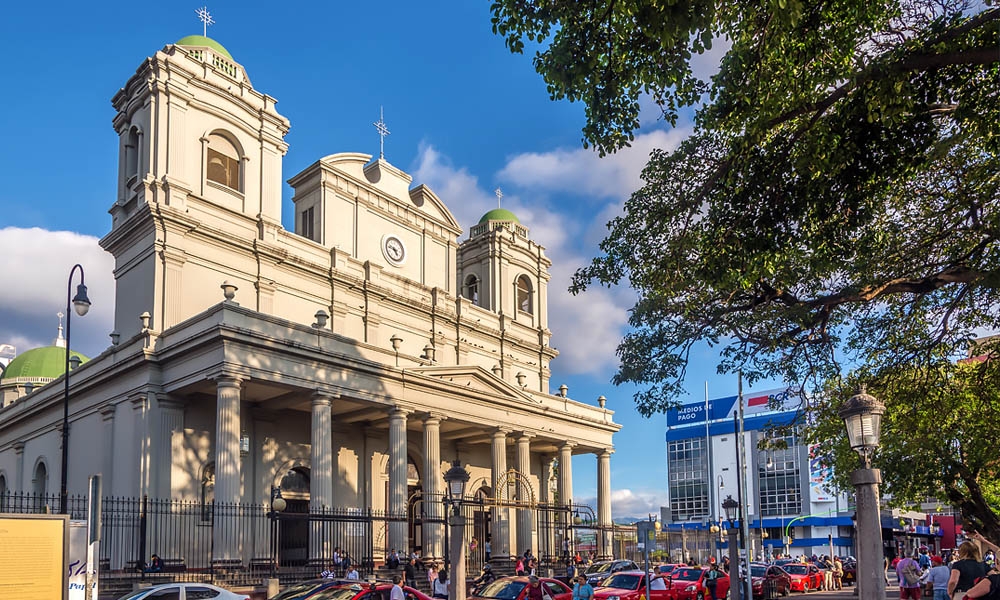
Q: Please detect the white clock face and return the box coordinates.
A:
[382,235,406,265]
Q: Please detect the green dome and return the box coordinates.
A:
[175,35,234,61]
[1,346,89,381]
[478,208,520,224]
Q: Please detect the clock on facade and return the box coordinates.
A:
[381,234,407,266]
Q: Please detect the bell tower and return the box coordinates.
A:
[101,32,290,340]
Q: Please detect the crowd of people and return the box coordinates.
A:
[890,533,1000,600]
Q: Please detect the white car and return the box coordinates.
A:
[117,583,250,600]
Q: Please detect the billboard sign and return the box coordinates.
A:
[668,387,804,428]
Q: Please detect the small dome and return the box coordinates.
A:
[1,346,89,381]
[478,208,520,224]
[175,35,234,61]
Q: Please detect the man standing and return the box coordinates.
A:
[897,550,925,600]
[404,557,417,586]
[704,563,722,600]
[391,576,406,600]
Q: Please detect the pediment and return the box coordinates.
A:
[406,365,536,402]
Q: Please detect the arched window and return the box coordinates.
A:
[206,132,242,191]
[125,127,140,183]
[516,275,533,314]
[464,274,480,306]
[33,461,47,510]
[200,462,215,522]
[0,472,7,509]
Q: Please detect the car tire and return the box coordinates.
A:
[782,585,789,597]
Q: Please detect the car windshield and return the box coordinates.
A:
[751,566,767,577]
[312,587,367,600]
[586,564,612,574]
[479,580,527,600]
[784,565,808,575]
[672,569,703,582]
[602,574,641,590]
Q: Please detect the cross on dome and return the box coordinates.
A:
[495,187,503,209]
[373,106,390,160]
[195,6,215,37]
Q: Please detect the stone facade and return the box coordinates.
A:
[0,36,619,564]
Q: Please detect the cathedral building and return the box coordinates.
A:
[0,33,619,575]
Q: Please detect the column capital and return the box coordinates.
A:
[491,427,512,439]
[210,370,246,388]
[13,441,24,454]
[389,405,412,419]
[560,441,576,452]
[422,412,447,425]
[159,398,185,411]
[311,390,338,407]
[99,404,116,421]
[597,447,614,457]
[514,431,536,441]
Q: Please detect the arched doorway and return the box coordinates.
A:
[473,485,493,568]
[277,466,310,566]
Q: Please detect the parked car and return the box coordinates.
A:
[272,579,361,600]
[593,570,672,600]
[781,563,823,592]
[117,583,249,600]
[749,563,791,598]
[667,567,730,600]
[469,576,573,600]
[584,560,641,586]
[656,564,688,577]
[309,582,433,600]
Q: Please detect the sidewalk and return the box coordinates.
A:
[805,582,901,599]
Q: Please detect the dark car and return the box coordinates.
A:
[585,561,641,586]
[749,563,791,598]
[469,576,573,600]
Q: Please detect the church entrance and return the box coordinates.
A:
[278,466,310,566]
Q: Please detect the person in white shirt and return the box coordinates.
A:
[347,566,360,580]
[391,576,406,600]
[433,570,449,599]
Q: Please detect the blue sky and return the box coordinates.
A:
[0,1,772,518]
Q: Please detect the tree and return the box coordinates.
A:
[492,0,1000,529]
[806,355,1000,541]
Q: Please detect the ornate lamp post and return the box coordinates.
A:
[444,460,470,600]
[61,264,91,515]
[268,486,287,578]
[722,495,742,600]
[839,386,886,600]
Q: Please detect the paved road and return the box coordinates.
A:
[777,582,903,599]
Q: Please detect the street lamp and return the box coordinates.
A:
[61,264,91,515]
[839,386,886,600]
[722,496,742,600]
[644,514,661,600]
[269,486,286,578]
[444,461,470,600]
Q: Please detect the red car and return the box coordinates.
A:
[657,564,688,577]
[306,582,433,600]
[593,570,672,600]
[781,563,823,592]
[470,576,573,600]
[668,567,730,600]
[749,563,791,597]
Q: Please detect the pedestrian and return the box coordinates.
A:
[404,557,417,586]
[923,555,950,600]
[832,557,844,590]
[388,548,400,569]
[471,536,479,556]
[516,556,526,576]
[704,563,721,600]
[527,575,554,600]
[347,565,360,580]
[428,562,439,588]
[433,570,449,599]
[485,535,492,562]
[391,576,406,600]
[573,574,594,600]
[948,540,987,600]
[566,560,577,581]
[897,549,925,600]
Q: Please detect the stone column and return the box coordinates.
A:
[388,407,409,554]
[311,391,336,562]
[99,406,116,495]
[515,433,534,557]
[541,455,556,560]
[597,449,613,559]
[491,428,510,559]
[423,414,445,560]
[558,443,574,507]
[156,400,184,498]
[214,374,243,562]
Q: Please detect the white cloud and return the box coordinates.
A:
[497,129,688,201]
[578,488,667,520]
[0,227,115,358]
